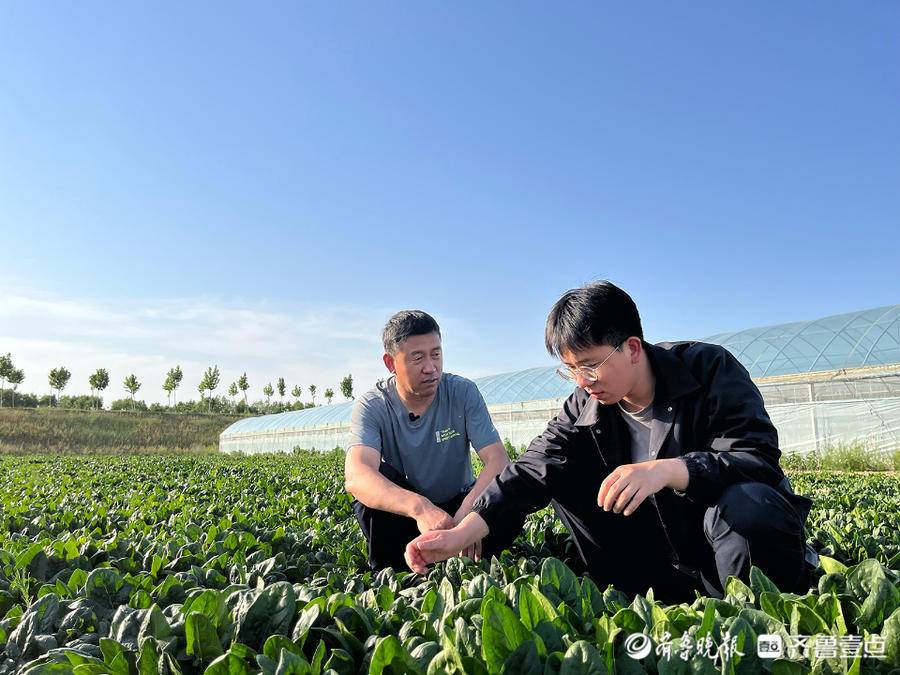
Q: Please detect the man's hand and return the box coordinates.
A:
[452,503,483,560]
[405,528,466,574]
[597,459,687,516]
[413,501,454,534]
[462,538,483,562]
[405,512,491,574]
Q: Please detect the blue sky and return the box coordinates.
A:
[1,3,898,403]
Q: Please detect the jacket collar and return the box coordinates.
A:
[574,341,701,427]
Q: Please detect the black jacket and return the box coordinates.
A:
[471,341,812,596]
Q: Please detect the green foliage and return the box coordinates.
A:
[277,377,286,399]
[0,353,13,408]
[0,458,898,674]
[0,391,43,408]
[238,373,250,402]
[323,388,334,404]
[122,373,141,411]
[502,438,527,460]
[58,394,104,411]
[263,383,274,404]
[88,368,109,410]
[47,366,71,403]
[6,368,24,408]
[200,365,222,411]
[340,374,353,400]
[308,384,316,405]
[163,365,184,406]
[111,397,149,412]
[781,443,900,472]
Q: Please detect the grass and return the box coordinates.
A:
[781,440,900,472]
[0,406,239,454]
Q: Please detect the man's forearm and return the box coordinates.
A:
[455,512,490,547]
[458,459,506,514]
[662,457,690,491]
[348,466,430,518]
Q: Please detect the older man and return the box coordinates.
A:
[345,309,520,570]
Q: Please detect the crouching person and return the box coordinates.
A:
[405,282,816,603]
[344,310,523,570]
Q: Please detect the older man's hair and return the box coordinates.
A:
[545,281,644,358]
[383,310,441,354]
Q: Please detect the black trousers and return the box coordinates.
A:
[594,479,814,604]
[352,467,524,571]
[699,480,813,595]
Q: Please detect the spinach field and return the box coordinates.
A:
[1,454,898,673]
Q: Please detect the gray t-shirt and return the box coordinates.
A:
[619,400,657,505]
[348,372,501,504]
[619,401,654,464]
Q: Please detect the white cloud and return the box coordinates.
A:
[0,290,403,405]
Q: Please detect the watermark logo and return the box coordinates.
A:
[757,634,784,659]
[623,633,652,659]
[624,632,885,663]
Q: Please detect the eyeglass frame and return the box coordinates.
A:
[555,341,625,383]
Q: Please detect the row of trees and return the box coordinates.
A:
[0,352,355,413]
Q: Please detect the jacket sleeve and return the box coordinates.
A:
[677,345,785,506]
[471,390,583,534]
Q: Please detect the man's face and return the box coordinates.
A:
[384,332,443,399]
[559,338,640,405]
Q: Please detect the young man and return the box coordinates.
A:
[405,282,815,603]
[345,310,519,570]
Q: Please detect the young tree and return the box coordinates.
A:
[308,384,317,406]
[277,377,286,404]
[324,388,334,405]
[200,365,220,412]
[48,367,72,406]
[238,372,250,404]
[228,382,238,410]
[89,368,110,410]
[123,374,141,411]
[7,368,24,407]
[0,353,13,407]
[291,384,302,404]
[170,366,183,406]
[340,374,354,400]
[263,382,274,405]
[163,370,175,407]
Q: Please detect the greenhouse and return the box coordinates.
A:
[220,305,900,455]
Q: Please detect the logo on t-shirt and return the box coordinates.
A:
[435,427,461,443]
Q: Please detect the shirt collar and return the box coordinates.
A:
[574,341,700,427]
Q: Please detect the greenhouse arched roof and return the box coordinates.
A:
[473,366,572,404]
[222,305,900,437]
[700,305,900,378]
[220,368,570,437]
[222,401,355,435]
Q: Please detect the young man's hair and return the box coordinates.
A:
[545,281,644,358]
[383,310,441,354]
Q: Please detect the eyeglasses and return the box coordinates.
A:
[556,342,624,382]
